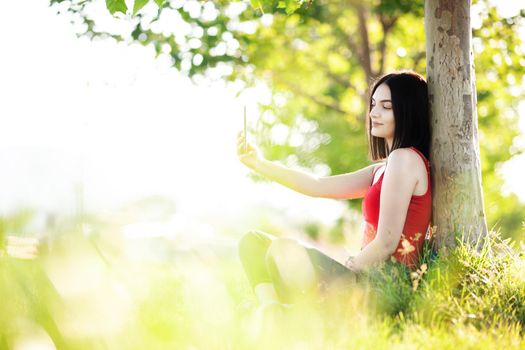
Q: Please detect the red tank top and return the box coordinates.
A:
[361,146,432,269]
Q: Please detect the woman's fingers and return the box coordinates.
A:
[237,139,252,153]
[236,130,258,165]
[5,235,40,259]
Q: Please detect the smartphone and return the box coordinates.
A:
[243,105,247,152]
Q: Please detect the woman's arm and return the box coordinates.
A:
[316,163,383,199]
[251,157,322,196]
[347,149,418,271]
[254,158,381,199]
[237,131,380,199]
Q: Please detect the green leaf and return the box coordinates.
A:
[249,0,261,9]
[106,0,127,15]
[285,0,301,15]
[276,0,302,13]
[154,0,165,7]
[133,0,149,15]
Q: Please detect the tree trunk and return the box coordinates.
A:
[424,0,488,251]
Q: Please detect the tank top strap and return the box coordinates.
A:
[372,162,385,176]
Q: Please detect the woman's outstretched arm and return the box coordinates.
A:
[347,149,419,271]
[237,131,379,199]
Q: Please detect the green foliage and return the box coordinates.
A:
[249,0,303,15]
[0,208,37,235]
[373,0,423,17]
[364,258,413,316]
[409,230,525,329]
[472,1,525,241]
[103,0,167,16]
[103,0,308,17]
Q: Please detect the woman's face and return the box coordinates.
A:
[370,83,395,144]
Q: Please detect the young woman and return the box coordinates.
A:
[236,70,432,306]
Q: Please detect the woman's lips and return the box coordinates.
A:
[372,122,383,126]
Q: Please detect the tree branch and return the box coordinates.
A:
[334,2,373,82]
[378,13,398,76]
[274,76,350,115]
[412,51,426,70]
[310,57,354,91]
[356,4,373,80]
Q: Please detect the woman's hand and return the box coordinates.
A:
[345,255,360,273]
[237,130,263,170]
[3,236,40,259]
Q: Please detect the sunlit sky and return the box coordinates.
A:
[0,1,523,235]
[0,1,347,236]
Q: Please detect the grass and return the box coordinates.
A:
[1,223,525,349]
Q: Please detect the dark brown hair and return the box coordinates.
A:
[367,70,430,161]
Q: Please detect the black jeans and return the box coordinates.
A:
[238,230,358,304]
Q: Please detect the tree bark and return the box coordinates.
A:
[424,0,488,251]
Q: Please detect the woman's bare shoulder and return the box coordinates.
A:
[387,148,420,165]
[385,148,425,178]
[388,148,419,163]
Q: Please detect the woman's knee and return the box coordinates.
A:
[238,230,274,259]
[265,238,299,259]
[265,238,311,270]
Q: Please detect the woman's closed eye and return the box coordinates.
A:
[371,103,392,110]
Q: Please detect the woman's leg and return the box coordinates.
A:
[266,239,358,303]
[303,246,358,295]
[238,230,280,303]
[239,231,357,304]
[238,231,316,303]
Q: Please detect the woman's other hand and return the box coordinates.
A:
[237,130,263,170]
[345,255,360,273]
[4,236,40,259]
